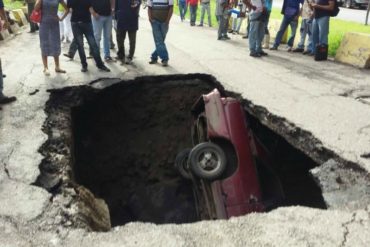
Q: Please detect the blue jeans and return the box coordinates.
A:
[249,15,264,53]
[232,17,243,32]
[189,5,197,25]
[92,15,113,58]
[151,20,169,61]
[217,14,228,38]
[179,1,188,20]
[298,18,313,52]
[273,15,298,48]
[312,16,330,54]
[200,3,211,26]
[71,22,104,68]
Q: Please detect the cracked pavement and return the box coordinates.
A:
[0,11,370,246]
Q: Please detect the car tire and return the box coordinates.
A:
[345,0,352,8]
[175,148,192,179]
[188,142,227,180]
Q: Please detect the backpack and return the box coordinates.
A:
[330,0,340,17]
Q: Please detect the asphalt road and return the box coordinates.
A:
[273,0,370,24]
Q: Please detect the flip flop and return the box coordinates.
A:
[55,68,66,73]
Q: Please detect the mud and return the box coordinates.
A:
[72,76,221,226]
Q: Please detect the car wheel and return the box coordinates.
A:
[175,148,192,179]
[189,142,227,180]
[345,0,352,8]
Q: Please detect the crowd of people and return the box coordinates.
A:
[179,0,334,58]
[0,0,336,109]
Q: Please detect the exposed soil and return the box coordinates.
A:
[36,74,342,232]
[71,76,223,226]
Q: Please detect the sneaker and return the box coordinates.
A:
[104,56,114,62]
[63,53,73,60]
[269,46,278,50]
[125,57,133,64]
[259,51,268,56]
[162,60,168,67]
[242,35,248,39]
[250,52,261,58]
[198,24,203,27]
[0,95,17,105]
[292,48,304,53]
[287,47,293,52]
[223,35,230,40]
[98,65,110,72]
[81,66,88,72]
[149,59,158,64]
[303,50,312,55]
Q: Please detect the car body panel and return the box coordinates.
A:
[193,89,265,219]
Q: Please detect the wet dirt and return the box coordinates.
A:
[71,75,223,226]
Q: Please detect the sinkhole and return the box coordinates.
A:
[39,74,326,230]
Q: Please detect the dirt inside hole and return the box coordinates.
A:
[39,74,328,230]
[72,77,220,226]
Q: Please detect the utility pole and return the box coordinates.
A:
[366,3,370,25]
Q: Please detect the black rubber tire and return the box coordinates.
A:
[175,148,192,179]
[188,142,227,180]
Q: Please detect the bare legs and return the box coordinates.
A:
[42,55,66,76]
[54,56,66,73]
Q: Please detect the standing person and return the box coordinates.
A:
[35,0,69,76]
[231,0,245,34]
[187,0,198,26]
[216,0,230,40]
[115,0,141,64]
[270,0,303,51]
[58,1,73,42]
[0,1,16,107]
[310,0,334,58]
[147,0,173,66]
[198,0,211,27]
[244,0,267,57]
[91,0,115,62]
[262,0,272,48]
[67,0,110,72]
[177,0,187,21]
[25,0,39,32]
[292,0,313,54]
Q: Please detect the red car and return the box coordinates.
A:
[175,89,283,220]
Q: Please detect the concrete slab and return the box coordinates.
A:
[0,179,50,220]
[335,32,370,68]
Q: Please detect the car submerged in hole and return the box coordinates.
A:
[175,89,284,220]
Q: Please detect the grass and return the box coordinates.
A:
[3,0,24,10]
[174,1,370,56]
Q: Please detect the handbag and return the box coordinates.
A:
[30,9,42,23]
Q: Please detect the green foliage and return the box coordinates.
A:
[3,0,24,10]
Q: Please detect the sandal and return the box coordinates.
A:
[55,68,66,73]
[43,68,50,76]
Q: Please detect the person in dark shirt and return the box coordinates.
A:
[270,0,303,51]
[310,0,334,58]
[115,0,140,64]
[67,0,110,72]
[91,0,115,61]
